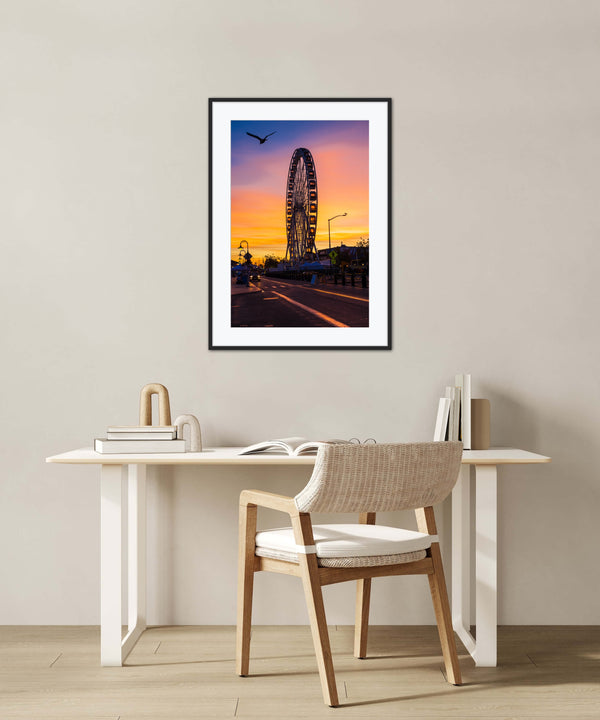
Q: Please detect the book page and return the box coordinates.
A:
[293,439,353,456]
[238,437,307,455]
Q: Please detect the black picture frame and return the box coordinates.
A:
[209,98,391,350]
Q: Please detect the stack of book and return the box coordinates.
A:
[94,426,185,454]
[433,373,471,448]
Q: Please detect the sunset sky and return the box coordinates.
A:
[231,120,369,262]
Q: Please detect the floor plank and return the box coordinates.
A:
[0,626,598,719]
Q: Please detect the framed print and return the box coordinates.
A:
[209,98,391,350]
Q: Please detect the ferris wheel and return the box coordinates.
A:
[285,147,318,265]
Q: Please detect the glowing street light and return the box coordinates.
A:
[328,213,347,251]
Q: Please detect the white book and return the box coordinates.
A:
[455,374,464,442]
[433,397,451,442]
[107,425,177,434]
[107,430,176,440]
[95,438,186,454]
[455,373,472,449]
[238,436,349,457]
[451,384,461,442]
[445,386,456,441]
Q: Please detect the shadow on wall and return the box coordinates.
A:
[479,383,544,452]
[478,381,594,474]
[141,393,595,625]
[147,466,176,625]
[146,464,314,626]
[476,382,599,623]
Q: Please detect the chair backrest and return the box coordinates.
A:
[294,441,463,514]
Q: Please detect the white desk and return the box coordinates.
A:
[46,446,550,668]
[454,450,550,666]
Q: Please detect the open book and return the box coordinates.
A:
[238,436,349,456]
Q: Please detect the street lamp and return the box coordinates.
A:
[328,213,347,251]
[238,240,251,286]
[238,240,251,265]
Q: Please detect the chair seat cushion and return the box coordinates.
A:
[254,524,434,568]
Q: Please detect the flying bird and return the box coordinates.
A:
[246,131,277,144]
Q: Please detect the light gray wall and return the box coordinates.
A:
[1,0,599,625]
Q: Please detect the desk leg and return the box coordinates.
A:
[452,465,476,659]
[452,463,499,667]
[100,464,125,666]
[100,464,147,666]
[474,464,497,667]
[122,464,147,661]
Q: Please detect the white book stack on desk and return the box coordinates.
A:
[433,373,471,447]
[95,426,185,453]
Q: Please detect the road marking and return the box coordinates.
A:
[266,279,368,303]
[314,288,369,303]
[263,297,278,301]
[270,291,349,327]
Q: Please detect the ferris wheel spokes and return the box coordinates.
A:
[285,147,318,265]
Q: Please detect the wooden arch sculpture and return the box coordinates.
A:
[139,383,172,426]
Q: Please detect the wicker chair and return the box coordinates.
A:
[236,441,463,707]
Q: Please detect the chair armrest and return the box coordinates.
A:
[240,489,297,515]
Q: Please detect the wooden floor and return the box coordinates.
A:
[1,625,599,719]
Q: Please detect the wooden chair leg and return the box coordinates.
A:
[429,543,462,685]
[354,578,371,658]
[236,502,257,676]
[354,512,375,659]
[293,514,339,707]
[416,506,461,685]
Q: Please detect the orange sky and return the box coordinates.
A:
[231,120,369,262]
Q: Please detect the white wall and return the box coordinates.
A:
[1,0,599,626]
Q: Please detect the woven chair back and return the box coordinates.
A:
[294,442,463,514]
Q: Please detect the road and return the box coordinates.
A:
[231,277,369,327]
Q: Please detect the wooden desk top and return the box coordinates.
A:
[46,447,550,466]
